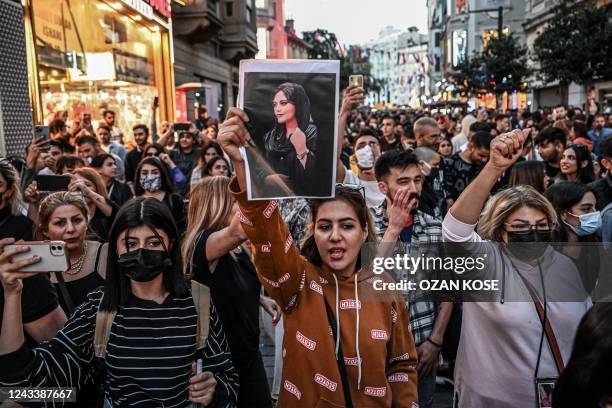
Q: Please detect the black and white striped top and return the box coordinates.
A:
[0,288,238,407]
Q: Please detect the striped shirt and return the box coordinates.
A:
[0,288,238,407]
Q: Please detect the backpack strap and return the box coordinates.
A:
[191,280,211,350]
[93,282,211,358]
[93,300,117,359]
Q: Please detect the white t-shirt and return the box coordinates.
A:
[343,168,385,208]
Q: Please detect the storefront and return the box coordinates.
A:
[24,0,175,139]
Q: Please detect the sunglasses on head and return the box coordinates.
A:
[336,183,366,200]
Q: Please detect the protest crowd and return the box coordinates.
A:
[0,84,611,408]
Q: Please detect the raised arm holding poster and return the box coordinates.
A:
[238,59,339,200]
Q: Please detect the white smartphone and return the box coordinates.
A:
[349,75,364,88]
[5,241,69,272]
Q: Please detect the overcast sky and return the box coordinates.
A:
[284,0,429,45]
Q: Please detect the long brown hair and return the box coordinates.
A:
[36,191,89,239]
[301,186,376,267]
[508,160,547,194]
[478,185,557,241]
[73,167,108,197]
[182,176,234,276]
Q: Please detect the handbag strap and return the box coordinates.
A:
[54,271,75,315]
[324,299,353,408]
[516,273,565,374]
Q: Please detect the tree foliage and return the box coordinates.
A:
[533,3,612,85]
[452,33,531,101]
[302,29,372,89]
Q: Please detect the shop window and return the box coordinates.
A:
[246,0,253,23]
[31,0,159,141]
[225,1,233,17]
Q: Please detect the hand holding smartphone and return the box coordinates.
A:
[349,75,364,88]
[3,241,69,273]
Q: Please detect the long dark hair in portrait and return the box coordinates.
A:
[100,197,188,312]
[271,82,312,132]
[552,303,612,408]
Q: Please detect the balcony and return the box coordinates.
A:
[172,0,224,44]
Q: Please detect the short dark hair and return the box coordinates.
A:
[572,121,589,138]
[55,155,85,174]
[374,150,419,182]
[75,135,99,147]
[49,119,66,134]
[535,127,567,147]
[496,114,508,122]
[600,137,612,160]
[90,153,115,169]
[97,124,111,133]
[554,104,566,110]
[471,131,493,150]
[381,114,395,124]
[469,122,491,133]
[102,110,115,117]
[48,140,64,150]
[133,124,149,135]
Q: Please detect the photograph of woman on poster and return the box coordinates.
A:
[261,82,318,195]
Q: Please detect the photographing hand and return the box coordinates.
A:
[189,363,217,405]
[0,238,41,295]
[340,85,365,117]
[25,181,43,204]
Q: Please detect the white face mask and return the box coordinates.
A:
[355,145,374,169]
[86,156,93,164]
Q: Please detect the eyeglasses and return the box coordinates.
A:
[504,223,551,233]
[336,183,366,200]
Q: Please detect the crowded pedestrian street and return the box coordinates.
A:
[0,0,611,407]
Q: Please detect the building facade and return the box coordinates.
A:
[364,26,430,107]
[255,0,287,59]
[523,0,612,108]
[173,0,257,123]
[23,0,176,138]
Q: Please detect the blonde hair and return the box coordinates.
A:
[182,176,234,276]
[0,163,25,217]
[478,185,557,241]
[73,167,108,197]
[36,191,89,239]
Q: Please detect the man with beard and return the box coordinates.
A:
[588,114,612,158]
[535,127,566,179]
[371,149,453,408]
[125,124,150,183]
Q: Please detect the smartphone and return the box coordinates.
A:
[174,123,191,132]
[349,75,364,88]
[34,125,50,141]
[5,241,69,272]
[35,175,71,192]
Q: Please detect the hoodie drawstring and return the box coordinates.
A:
[354,272,362,390]
[332,274,340,358]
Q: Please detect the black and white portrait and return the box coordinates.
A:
[239,60,339,200]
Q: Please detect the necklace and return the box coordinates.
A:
[65,241,88,276]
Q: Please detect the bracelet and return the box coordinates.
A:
[426,338,442,348]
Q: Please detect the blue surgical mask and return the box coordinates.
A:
[564,211,601,236]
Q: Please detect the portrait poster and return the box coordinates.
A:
[238,59,339,200]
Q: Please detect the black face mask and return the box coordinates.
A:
[117,249,173,282]
[506,230,552,261]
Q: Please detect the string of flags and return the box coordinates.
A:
[344,45,433,68]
